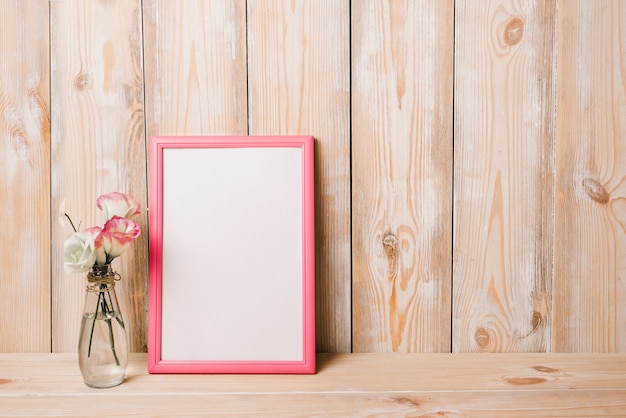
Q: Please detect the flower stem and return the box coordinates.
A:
[106,316,120,366]
[98,284,120,366]
[87,291,101,358]
[107,290,125,330]
[64,213,78,233]
[88,284,121,366]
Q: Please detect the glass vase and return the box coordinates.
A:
[78,264,128,388]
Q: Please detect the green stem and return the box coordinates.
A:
[106,316,120,366]
[87,291,101,358]
[106,289,125,330]
[98,284,120,366]
[88,284,121,367]
[64,213,78,233]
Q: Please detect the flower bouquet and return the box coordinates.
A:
[63,192,141,388]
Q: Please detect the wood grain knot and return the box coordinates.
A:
[474,326,492,350]
[583,178,609,204]
[74,73,92,91]
[393,396,421,408]
[382,233,398,271]
[0,378,11,384]
[504,17,524,46]
[9,127,32,162]
[531,310,543,331]
[504,376,547,385]
[532,365,560,374]
[27,87,49,117]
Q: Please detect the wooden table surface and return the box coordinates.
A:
[1,353,626,417]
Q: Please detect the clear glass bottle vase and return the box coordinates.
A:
[78,264,128,388]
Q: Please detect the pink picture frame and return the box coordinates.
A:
[148,135,315,374]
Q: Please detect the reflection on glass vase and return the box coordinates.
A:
[78,264,128,388]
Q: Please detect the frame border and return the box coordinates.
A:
[148,135,315,374]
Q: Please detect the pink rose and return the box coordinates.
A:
[98,216,141,263]
[96,192,141,220]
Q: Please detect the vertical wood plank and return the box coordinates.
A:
[351,0,454,352]
[0,0,50,352]
[247,0,352,352]
[554,0,626,352]
[50,0,146,352]
[142,0,247,136]
[452,0,556,352]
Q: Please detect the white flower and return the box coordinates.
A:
[63,232,97,274]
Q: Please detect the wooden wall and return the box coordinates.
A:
[1,0,624,354]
